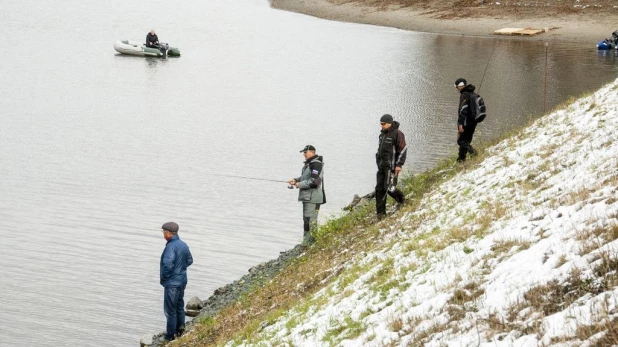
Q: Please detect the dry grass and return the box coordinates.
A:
[176,236,366,345]
[407,321,451,345]
[446,281,485,321]
[493,253,618,341]
[389,317,404,332]
[327,0,618,18]
[448,282,485,306]
[557,187,594,207]
[555,254,568,268]
[538,142,561,160]
[577,222,618,256]
[491,238,531,256]
[578,318,618,345]
[483,310,532,338]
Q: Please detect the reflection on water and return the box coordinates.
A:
[1,0,617,346]
[597,49,618,60]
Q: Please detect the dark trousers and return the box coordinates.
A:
[376,168,405,216]
[457,124,477,161]
[164,286,186,340]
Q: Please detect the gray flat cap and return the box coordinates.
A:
[162,222,179,233]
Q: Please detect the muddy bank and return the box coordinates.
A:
[271,0,617,44]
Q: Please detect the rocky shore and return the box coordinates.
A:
[140,244,310,346]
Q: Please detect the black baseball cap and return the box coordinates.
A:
[300,145,316,153]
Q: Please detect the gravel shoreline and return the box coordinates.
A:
[271,0,618,44]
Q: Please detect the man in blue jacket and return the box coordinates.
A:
[160,221,193,341]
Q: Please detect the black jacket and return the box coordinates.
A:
[146,33,159,47]
[458,84,477,127]
[376,121,407,170]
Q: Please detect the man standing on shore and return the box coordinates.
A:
[160,222,193,341]
[375,114,407,220]
[455,78,478,162]
[287,145,326,244]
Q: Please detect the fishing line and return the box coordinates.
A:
[478,38,497,93]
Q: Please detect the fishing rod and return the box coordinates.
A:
[224,175,287,183]
[210,173,296,189]
[477,38,497,93]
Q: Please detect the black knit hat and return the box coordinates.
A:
[380,114,393,124]
[162,222,179,233]
[454,78,467,87]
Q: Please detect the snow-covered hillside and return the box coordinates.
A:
[233,80,618,346]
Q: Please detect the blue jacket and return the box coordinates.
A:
[160,235,193,288]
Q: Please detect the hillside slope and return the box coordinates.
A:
[229,80,618,346]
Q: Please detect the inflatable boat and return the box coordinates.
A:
[113,40,181,57]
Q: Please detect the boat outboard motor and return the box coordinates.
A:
[159,43,170,58]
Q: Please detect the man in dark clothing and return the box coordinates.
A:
[455,78,478,162]
[159,221,193,341]
[287,145,326,244]
[146,29,159,47]
[375,114,407,220]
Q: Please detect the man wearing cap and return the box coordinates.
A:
[146,29,159,47]
[376,114,407,220]
[287,145,326,244]
[160,222,193,341]
[455,78,478,162]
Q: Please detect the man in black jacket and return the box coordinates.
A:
[455,78,478,162]
[146,29,159,47]
[375,114,407,220]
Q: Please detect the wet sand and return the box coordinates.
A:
[271,0,617,44]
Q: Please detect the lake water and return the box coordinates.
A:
[1,0,617,345]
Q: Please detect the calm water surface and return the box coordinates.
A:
[1,0,617,345]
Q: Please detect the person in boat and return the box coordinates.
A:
[611,30,618,45]
[146,29,159,48]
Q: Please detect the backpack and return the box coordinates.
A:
[468,92,487,123]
